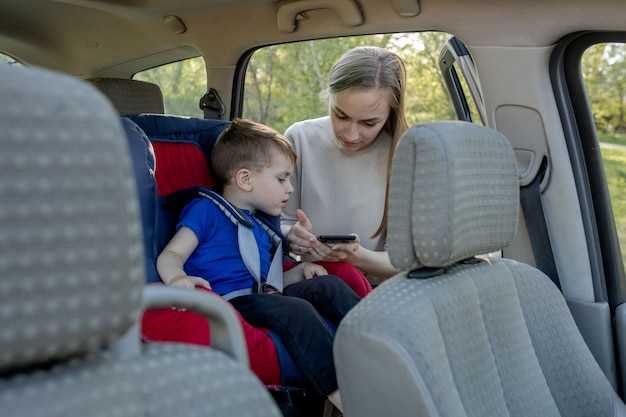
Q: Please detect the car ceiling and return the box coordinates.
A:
[1,0,625,77]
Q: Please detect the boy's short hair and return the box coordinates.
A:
[211,118,296,184]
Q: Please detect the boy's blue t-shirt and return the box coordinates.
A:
[177,198,273,296]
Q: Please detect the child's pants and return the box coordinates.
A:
[229,275,359,396]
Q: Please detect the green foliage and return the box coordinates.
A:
[243,32,455,133]
[133,33,456,131]
[583,44,626,262]
[599,132,626,146]
[134,57,205,117]
[601,146,626,260]
[583,44,626,134]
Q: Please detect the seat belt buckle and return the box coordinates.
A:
[261,283,281,295]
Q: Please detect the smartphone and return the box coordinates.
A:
[317,234,357,243]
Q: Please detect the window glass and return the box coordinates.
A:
[243,32,456,133]
[134,56,205,117]
[582,43,626,261]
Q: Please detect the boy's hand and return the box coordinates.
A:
[287,210,318,255]
[303,262,328,279]
[168,275,212,291]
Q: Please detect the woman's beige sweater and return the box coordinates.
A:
[282,116,390,251]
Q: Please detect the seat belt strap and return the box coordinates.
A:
[199,88,225,119]
[196,190,284,298]
[198,190,253,227]
[238,226,262,286]
[238,218,284,292]
[519,157,561,289]
[256,219,284,293]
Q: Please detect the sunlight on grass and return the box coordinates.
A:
[601,145,626,260]
[599,132,626,146]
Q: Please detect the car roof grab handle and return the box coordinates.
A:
[391,0,421,17]
[276,0,363,33]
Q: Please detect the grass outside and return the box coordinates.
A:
[599,136,626,260]
[599,131,626,146]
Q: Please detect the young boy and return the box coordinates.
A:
[156,118,359,409]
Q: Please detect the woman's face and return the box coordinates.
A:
[329,87,392,153]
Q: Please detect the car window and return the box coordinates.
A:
[452,61,484,125]
[242,32,456,133]
[582,43,626,263]
[134,56,205,117]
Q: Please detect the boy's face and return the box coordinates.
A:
[248,149,294,216]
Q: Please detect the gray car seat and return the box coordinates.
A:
[90,77,165,115]
[334,122,626,417]
[0,64,280,417]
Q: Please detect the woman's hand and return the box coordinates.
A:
[321,241,361,263]
[286,210,361,261]
[325,244,398,282]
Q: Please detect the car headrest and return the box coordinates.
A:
[0,65,145,372]
[89,77,164,116]
[387,122,519,270]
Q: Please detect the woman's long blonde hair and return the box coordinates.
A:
[328,46,408,238]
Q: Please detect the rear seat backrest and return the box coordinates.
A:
[90,77,165,115]
[0,65,281,417]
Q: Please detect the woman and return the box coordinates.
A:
[282,46,408,283]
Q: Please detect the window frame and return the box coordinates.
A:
[132,55,207,118]
[440,45,472,122]
[231,46,258,120]
[439,37,486,125]
[550,32,626,309]
[230,32,460,122]
[130,55,203,81]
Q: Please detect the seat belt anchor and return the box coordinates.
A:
[199,88,225,119]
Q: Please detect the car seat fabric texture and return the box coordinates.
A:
[385,122,518,271]
[337,260,622,417]
[0,68,144,372]
[335,121,626,417]
[0,66,281,417]
[90,77,165,116]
